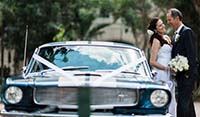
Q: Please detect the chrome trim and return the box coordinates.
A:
[1,109,172,117]
[6,76,170,90]
[33,87,139,110]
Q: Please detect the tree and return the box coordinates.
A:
[52,0,112,41]
[0,0,111,74]
[0,0,62,74]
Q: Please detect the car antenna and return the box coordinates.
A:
[23,25,28,69]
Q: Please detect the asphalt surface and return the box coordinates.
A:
[0,102,199,116]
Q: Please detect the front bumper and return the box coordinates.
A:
[1,109,172,117]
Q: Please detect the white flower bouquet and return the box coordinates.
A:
[168,55,189,72]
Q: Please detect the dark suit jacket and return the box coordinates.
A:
[171,25,198,86]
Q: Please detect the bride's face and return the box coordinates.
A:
[156,19,166,34]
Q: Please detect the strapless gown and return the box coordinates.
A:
[153,44,177,117]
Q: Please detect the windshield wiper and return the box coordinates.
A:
[61,66,89,70]
[121,71,141,75]
[74,73,101,77]
[96,70,140,75]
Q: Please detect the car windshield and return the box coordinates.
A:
[29,45,148,76]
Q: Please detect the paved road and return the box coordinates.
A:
[0,102,199,116]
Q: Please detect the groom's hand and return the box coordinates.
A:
[170,69,176,76]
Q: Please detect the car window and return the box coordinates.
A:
[30,45,147,76]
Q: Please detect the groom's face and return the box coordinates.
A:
[167,12,177,29]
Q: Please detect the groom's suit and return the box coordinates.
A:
[172,25,198,117]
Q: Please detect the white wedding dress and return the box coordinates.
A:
[153,44,177,117]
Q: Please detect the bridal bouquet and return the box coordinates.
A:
[168,55,189,72]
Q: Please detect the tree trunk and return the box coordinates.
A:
[0,37,4,78]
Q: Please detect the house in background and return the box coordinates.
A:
[91,15,135,44]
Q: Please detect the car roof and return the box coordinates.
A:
[38,41,140,50]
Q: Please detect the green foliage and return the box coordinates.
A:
[52,25,67,41]
[1,0,59,58]
[0,4,2,28]
[0,0,199,83]
[0,0,109,59]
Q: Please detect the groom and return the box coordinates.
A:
[166,8,198,117]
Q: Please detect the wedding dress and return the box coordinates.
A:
[153,43,177,117]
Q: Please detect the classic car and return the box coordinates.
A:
[1,41,172,117]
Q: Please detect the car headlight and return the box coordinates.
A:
[150,90,168,107]
[5,86,23,104]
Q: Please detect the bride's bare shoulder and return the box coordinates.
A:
[163,35,171,44]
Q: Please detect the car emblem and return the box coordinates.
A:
[117,92,128,102]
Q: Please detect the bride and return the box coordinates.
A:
[147,17,176,117]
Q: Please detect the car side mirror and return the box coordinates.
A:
[22,66,27,77]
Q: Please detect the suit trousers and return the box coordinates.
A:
[177,84,196,117]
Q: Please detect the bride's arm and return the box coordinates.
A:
[150,38,169,71]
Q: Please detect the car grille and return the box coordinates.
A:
[34,87,138,107]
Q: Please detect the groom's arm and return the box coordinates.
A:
[183,28,198,76]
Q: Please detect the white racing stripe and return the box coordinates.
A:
[32,54,80,86]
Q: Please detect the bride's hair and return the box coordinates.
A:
[147,17,164,46]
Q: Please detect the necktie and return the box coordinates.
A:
[172,32,177,44]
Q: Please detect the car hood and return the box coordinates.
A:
[6,71,170,90]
